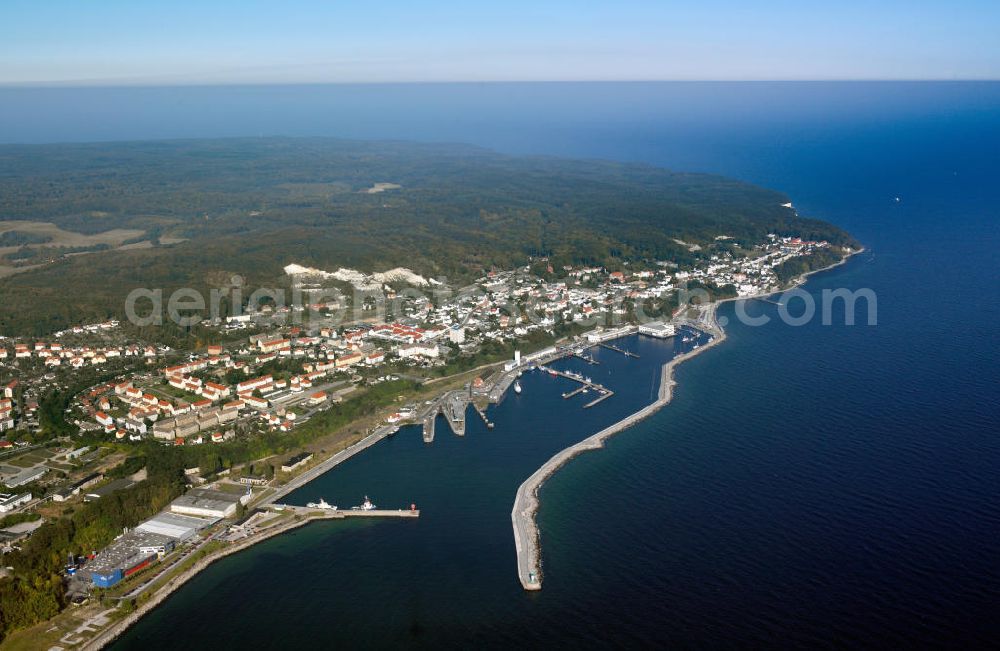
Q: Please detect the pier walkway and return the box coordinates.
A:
[571,350,600,365]
[422,412,436,443]
[597,342,639,358]
[545,366,615,407]
[270,504,420,519]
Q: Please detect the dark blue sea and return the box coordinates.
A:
[4,82,997,648]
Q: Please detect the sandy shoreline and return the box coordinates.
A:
[510,248,862,590]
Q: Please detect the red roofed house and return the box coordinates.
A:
[335,352,363,368]
[258,338,291,353]
[201,382,231,401]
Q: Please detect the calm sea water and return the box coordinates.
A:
[6,82,996,648]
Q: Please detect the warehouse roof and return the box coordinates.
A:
[82,530,171,577]
[136,511,217,541]
[170,487,241,514]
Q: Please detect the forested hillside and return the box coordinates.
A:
[0,138,855,335]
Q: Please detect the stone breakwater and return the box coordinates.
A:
[509,247,864,590]
[511,305,726,590]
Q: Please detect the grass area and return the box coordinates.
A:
[92,451,128,472]
[0,602,104,651]
[148,383,202,403]
[0,620,70,651]
[46,461,75,472]
[0,220,145,249]
[35,499,74,519]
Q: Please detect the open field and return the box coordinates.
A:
[0,220,148,278]
[0,220,145,254]
[4,456,38,469]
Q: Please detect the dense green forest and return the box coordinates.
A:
[0,138,856,335]
[0,230,53,246]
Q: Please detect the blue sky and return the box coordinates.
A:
[1,0,998,84]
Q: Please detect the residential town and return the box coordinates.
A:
[1,233,835,484]
[0,234,837,623]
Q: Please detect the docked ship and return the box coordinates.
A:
[306,498,337,511]
[352,495,376,511]
[513,380,522,394]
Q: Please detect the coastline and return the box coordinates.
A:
[80,424,417,649]
[82,512,332,650]
[510,248,862,590]
[75,248,863,645]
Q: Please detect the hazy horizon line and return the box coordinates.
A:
[2,78,999,89]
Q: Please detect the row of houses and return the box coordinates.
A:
[1,341,157,365]
[151,402,242,440]
[0,390,14,432]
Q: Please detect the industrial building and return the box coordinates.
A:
[84,477,137,502]
[82,530,174,588]
[2,466,47,488]
[52,472,104,502]
[638,321,676,338]
[281,452,313,472]
[0,492,31,513]
[136,511,216,542]
[170,487,242,518]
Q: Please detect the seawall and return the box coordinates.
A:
[511,305,726,590]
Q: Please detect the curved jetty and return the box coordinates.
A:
[511,305,726,590]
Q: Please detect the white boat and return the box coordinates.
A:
[513,380,522,394]
[306,498,337,511]
[352,495,376,511]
